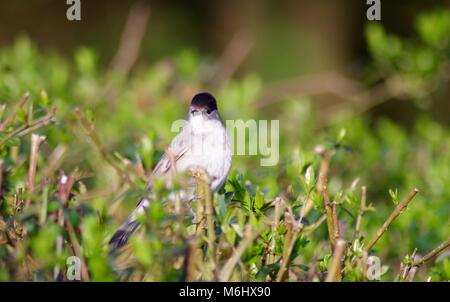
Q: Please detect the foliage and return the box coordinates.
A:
[0,10,449,281]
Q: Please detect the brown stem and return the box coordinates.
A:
[210,32,253,89]
[352,186,367,241]
[25,134,45,209]
[219,225,263,282]
[183,237,201,281]
[0,92,30,131]
[66,221,90,281]
[365,188,419,252]
[317,150,338,250]
[166,148,181,214]
[412,237,450,267]
[0,159,3,197]
[276,211,296,282]
[194,168,216,278]
[110,2,151,74]
[53,172,77,280]
[0,109,55,147]
[74,108,134,187]
[265,197,284,266]
[325,239,346,282]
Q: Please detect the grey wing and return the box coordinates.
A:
[150,126,191,179]
[109,128,192,250]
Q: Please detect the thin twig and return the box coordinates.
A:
[352,186,367,241]
[166,148,181,214]
[0,92,30,131]
[194,168,216,273]
[412,238,450,267]
[0,159,3,197]
[53,172,75,280]
[276,211,296,282]
[74,108,134,187]
[265,197,284,266]
[110,1,151,74]
[325,239,346,282]
[365,188,419,252]
[39,179,49,225]
[219,225,263,282]
[318,149,338,250]
[66,220,90,281]
[25,134,45,209]
[183,237,201,281]
[303,214,327,234]
[255,72,364,109]
[210,32,253,89]
[0,109,55,147]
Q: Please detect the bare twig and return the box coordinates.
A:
[265,197,284,266]
[183,237,201,281]
[53,171,79,280]
[255,72,364,109]
[0,109,55,147]
[0,159,3,197]
[114,152,147,182]
[317,149,339,250]
[352,186,367,241]
[194,168,216,277]
[166,148,181,214]
[219,225,263,282]
[276,211,296,282]
[66,220,90,281]
[325,239,347,282]
[40,144,67,182]
[0,92,30,131]
[303,214,327,234]
[74,108,134,187]
[195,169,215,261]
[210,32,253,89]
[110,1,151,74]
[412,238,450,267]
[25,134,46,209]
[39,179,49,225]
[365,188,419,251]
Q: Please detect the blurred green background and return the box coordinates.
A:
[0,0,449,281]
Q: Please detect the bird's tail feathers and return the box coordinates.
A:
[109,197,150,250]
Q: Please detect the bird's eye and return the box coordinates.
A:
[206,109,211,114]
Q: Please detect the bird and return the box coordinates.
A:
[109,92,232,249]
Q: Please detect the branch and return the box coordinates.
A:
[74,108,134,187]
[194,168,216,276]
[365,188,419,252]
[352,186,367,241]
[317,149,339,250]
[0,92,30,131]
[325,239,347,282]
[219,225,263,282]
[183,237,201,281]
[210,32,253,89]
[276,211,297,282]
[25,134,46,209]
[0,159,3,197]
[0,109,55,147]
[255,72,364,109]
[66,220,90,281]
[412,237,450,267]
[109,1,151,74]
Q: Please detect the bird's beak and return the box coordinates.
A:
[191,108,206,117]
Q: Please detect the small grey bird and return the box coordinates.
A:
[109,92,232,249]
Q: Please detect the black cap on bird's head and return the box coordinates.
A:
[190,92,218,113]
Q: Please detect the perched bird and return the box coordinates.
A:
[109,92,232,249]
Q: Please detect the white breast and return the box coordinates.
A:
[177,118,232,192]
